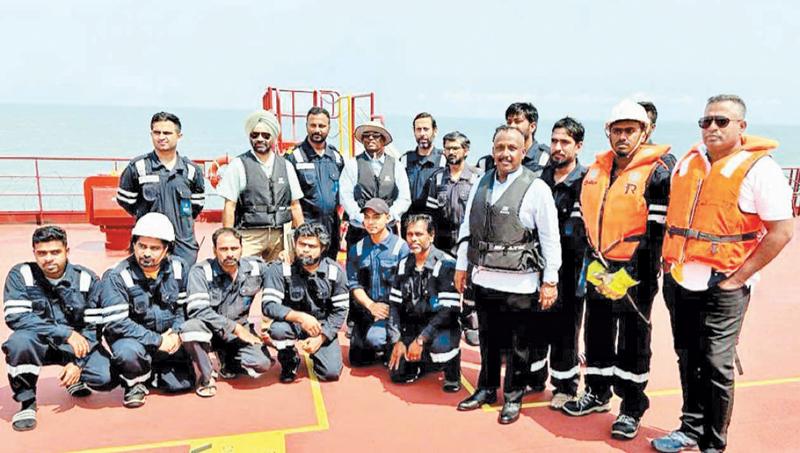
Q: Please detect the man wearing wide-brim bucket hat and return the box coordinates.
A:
[340,120,411,246]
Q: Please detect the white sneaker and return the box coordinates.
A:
[549,392,574,410]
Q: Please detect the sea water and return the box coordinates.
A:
[0,103,797,212]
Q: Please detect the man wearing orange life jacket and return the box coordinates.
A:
[562,99,674,441]
[652,95,794,453]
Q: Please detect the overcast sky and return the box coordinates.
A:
[1,0,798,124]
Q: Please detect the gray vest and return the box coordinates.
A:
[235,151,292,229]
[354,152,398,207]
[467,168,544,272]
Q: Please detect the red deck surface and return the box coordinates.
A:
[1,221,799,452]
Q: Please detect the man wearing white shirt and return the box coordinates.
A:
[218,110,305,261]
[654,95,794,453]
[339,120,411,245]
[454,125,561,425]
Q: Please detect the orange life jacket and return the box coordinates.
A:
[581,144,671,262]
[662,135,778,273]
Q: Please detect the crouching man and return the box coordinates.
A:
[182,228,273,397]
[3,226,114,431]
[100,213,194,408]
[388,214,461,392]
[264,223,349,382]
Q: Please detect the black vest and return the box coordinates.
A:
[235,151,292,229]
[354,152,398,207]
[467,168,544,272]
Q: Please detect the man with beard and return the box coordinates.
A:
[400,112,446,218]
[387,214,461,392]
[562,100,673,441]
[116,112,206,266]
[425,131,482,346]
[3,226,114,431]
[340,121,411,246]
[219,110,305,262]
[455,126,561,425]
[264,223,349,382]
[477,103,551,176]
[287,107,345,260]
[526,117,589,409]
[181,228,273,398]
[100,213,193,408]
[346,198,410,366]
[654,95,793,453]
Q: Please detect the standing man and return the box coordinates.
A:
[263,223,349,382]
[218,110,305,262]
[477,102,551,176]
[653,95,794,453]
[100,213,193,408]
[286,107,345,260]
[3,226,114,431]
[346,199,410,366]
[339,121,411,246]
[426,131,482,346]
[527,117,589,409]
[562,100,673,441]
[427,131,483,254]
[400,112,446,218]
[387,214,461,392]
[455,126,561,425]
[116,112,205,266]
[181,228,272,398]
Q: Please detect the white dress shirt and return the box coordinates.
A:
[456,167,562,294]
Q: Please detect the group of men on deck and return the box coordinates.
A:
[2,95,793,453]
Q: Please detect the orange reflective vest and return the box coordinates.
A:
[581,144,671,262]
[662,135,778,274]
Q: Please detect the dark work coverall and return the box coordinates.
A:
[182,258,273,385]
[3,262,114,405]
[387,247,461,383]
[116,151,206,265]
[100,256,194,392]
[263,258,349,381]
[287,139,345,260]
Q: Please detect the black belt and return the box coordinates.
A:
[668,226,759,243]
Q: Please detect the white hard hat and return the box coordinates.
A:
[606,99,650,128]
[131,212,175,242]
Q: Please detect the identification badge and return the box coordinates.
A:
[180,198,192,216]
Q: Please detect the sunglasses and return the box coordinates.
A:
[249,131,272,140]
[361,132,383,140]
[698,116,739,129]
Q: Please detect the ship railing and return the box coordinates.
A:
[0,155,222,224]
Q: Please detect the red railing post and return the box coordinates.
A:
[34,158,44,224]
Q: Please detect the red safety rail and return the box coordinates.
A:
[0,155,222,225]
[262,86,381,155]
[786,167,800,217]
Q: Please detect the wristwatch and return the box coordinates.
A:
[542,281,558,288]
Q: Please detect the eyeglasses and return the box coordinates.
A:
[698,116,740,129]
[361,132,383,140]
[249,132,272,140]
[444,145,463,152]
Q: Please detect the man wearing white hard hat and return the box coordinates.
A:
[562,100,674,440]
[339,120,411,246]
[219,110,305,262]
[99,213,194,408]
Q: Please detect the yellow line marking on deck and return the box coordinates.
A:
[73,354,329,453]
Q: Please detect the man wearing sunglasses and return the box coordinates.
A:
[654,95,794,453]
[563,100,673,441]
[218,110,305,262]
[339,120,411,246]
[116,112,206,266]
